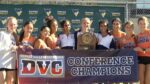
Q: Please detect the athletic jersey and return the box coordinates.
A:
[21,36,35,46]
[137,30,150,57]
[96,33,115,49]
[47,35,58,49]
[0,31,16,69]
[59,33,74,48]
[112,31,126,48]
[112,31,126,41]
[77,31,82,36]
[119,34,136,49]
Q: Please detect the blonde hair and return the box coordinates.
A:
[138,16,149,25]
[6,16,18,26]
[6,16,19,45]
[81,17,91,24]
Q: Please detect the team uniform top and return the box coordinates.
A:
[59,33,74,48]
[112,31,126,41]
[112,31,126,48]
[137,30,150,57]
[96,33,116,49]
[20,36,35,47]
[0,31,17,69]
[119,34,136,49]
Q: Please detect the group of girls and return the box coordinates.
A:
[0,16,150,84]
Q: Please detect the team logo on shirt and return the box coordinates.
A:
[15,8,22,16]
[138,36,150,43]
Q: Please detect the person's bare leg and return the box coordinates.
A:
[0,71,5,84]
[145,64,150,84]
[138,64,145,84]
[6,70,16,84]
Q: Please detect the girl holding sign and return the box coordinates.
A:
[19,21,35,49]
[34,26,50,49]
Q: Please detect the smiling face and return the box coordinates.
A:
[112,20,121,31]
[138,20,148,31]
[50,20,58,34]
[40,27,50,38]
[6,17,18,33]
[138,16,149,32]
[124,23,134,33]
[63,21,71,33]
[23,23,34,35]
[81,18,91,32]
[99,22,108,33]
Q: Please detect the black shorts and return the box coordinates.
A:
[61,46,73,49]
[138,56,150,65]
[0,68,16,71]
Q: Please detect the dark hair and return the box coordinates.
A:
[60,20,70,28]
[47,19,57,28]
[40,26,48,31]
[112,18,122,24]
[124,21,134,29]
[33,26,49,46]
[99,20,110,34]
[19,21,33,43]
[99,20,108,27]
[47,19,57,35]
[45,15,54,23]
[38,26,49,38]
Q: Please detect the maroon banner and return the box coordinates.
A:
[18,49,138,84]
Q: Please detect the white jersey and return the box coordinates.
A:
[77,31,83,37]
[0,31,16,69]
[96,33,114,49]
[59,33,75,48]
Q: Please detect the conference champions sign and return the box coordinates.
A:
[19,55,65,78]
[18,49,138,83]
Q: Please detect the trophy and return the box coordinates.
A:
[77,28,97,50]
